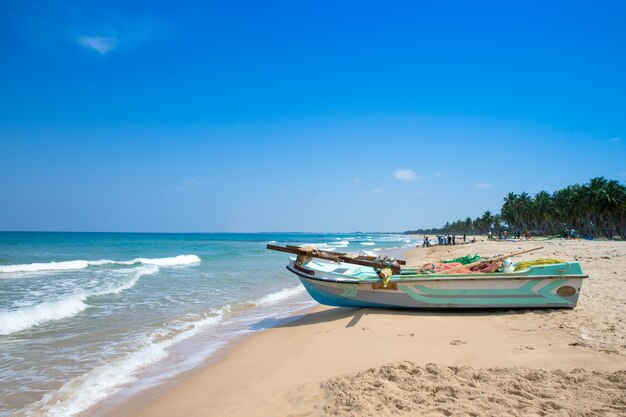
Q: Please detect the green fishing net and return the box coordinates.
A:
[441,254,481,265]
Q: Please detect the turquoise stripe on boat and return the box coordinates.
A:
[399,279,570,306]
[414,280,538,296]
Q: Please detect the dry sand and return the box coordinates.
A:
[120,238,626,417]
[324,362,625,417]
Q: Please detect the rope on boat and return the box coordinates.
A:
[514,258,565,271]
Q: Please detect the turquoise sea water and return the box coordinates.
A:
[0,232,415,416]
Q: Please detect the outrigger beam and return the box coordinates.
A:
[266,244,404,274]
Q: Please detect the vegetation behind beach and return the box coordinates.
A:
[405,177,626,239]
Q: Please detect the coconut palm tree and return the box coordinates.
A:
[406,177,626,239]
[533,191,552,233]
[501,192,518,228]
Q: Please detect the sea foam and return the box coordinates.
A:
[0,265,159,336]
[26,310,226,417]
[0,254,201,274]
[254,285,305,305]
[20,284,307,416]
[0,296,89,336]
[0,260,93,273]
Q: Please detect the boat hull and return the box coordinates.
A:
[287,262,585,309]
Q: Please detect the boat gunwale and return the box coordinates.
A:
[286,264,588,285]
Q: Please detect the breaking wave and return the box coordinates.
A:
[254,285,305,305]
[0,266,159,336]
[24,310,225,417]
[0,255,201,274]
[0,297,89,336]
[21,283,307,417]
[18,283,307,416]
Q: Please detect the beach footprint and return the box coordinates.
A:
[515,345,535,350]
[450,339,467,346]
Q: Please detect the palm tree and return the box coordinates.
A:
[596,179,626,237]
[464,217,472,234]
[501,192,518,228]
[411,177,626,239]
[481,211,494,232]
[517,192,533,230]
[533,191,552,233]
[493,213,502,231]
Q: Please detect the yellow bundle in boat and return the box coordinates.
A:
[514,258,565,271]
[378,268,393,287]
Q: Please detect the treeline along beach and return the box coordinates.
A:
[405,177,626,239]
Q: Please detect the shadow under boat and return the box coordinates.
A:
[248,305,565,331]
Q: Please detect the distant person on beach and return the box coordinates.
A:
[447,235,452,245]
[463,234,466,243]
[452,235,456,245]
[569,228,575,239]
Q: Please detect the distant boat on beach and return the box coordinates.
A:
[268,245,587,309]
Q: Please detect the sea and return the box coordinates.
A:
[0,232,417,417]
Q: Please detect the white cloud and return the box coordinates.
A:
[364,188,383,198]
[77,34,119,55]
[352,177,363,183]
[474,182,494,189]
[393,169,419,181]
[609,137,622,143]
[74,18,160,56]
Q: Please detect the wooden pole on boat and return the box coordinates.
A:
[266,244,404,273]
[440,246,544,274]
[284,245,406,265]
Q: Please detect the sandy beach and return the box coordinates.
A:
[4,2,626,416]
[118,238,626,417]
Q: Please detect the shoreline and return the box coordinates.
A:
[89,244,411,417]
[104,238,625,417]
[89,298,318,417]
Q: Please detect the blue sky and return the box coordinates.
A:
[1,0,625,232]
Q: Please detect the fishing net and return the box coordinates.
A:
[441,254,481,265]
[418,260,500,274]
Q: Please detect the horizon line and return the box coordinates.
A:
[0,230,408,234]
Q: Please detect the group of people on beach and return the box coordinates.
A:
[421,234,472,248]
[437,235,456,245]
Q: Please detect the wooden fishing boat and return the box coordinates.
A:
[267,244,587,309]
